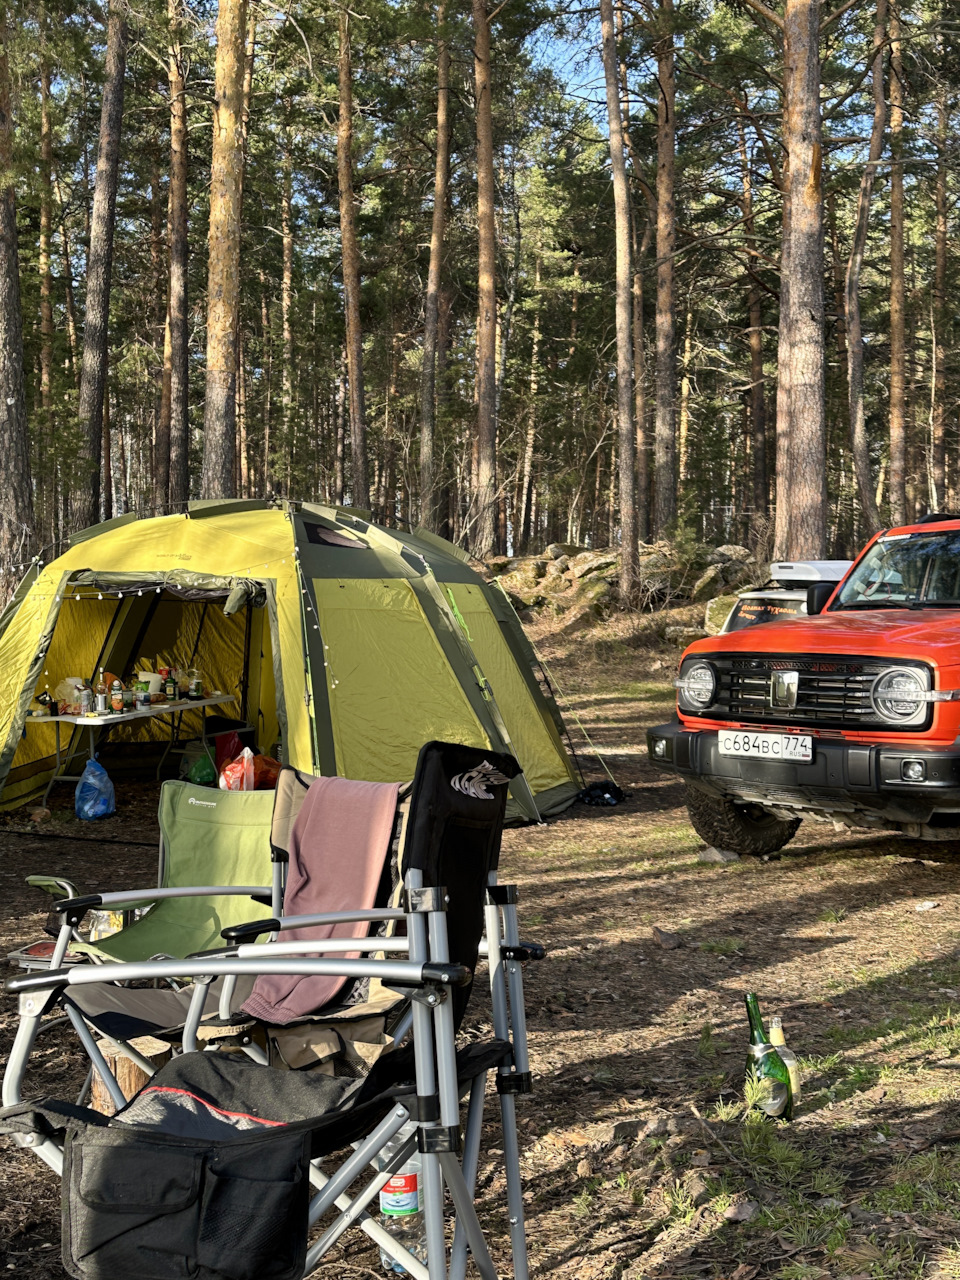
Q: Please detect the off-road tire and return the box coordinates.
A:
[684,784,801,857]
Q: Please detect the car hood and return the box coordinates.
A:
[688,607,960,667]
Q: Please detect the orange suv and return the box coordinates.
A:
[647,514,960,856]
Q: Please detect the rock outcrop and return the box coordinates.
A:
[482,535,765,635]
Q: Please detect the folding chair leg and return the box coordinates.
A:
[304,1164,430,1280]
[307,1106,412,1225]
[2,1005,64,1174]
[305,1143,418,1274]
[421,1150,448,1279]
[484,879,532,1280]
[449,1072,487,1280]
[439,1153,499,1280]
[64,1006,126,1112]
[305,1162,430,1280]
[498,1090,530,1280]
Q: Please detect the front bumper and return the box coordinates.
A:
[646,718,960,828]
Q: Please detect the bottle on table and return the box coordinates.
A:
[769,1016,802,1107]
[744,992,792,1120]
[95,673,108,713]
[378,1120,427,1274]
[110,680,124,712]
[164,672,178,701]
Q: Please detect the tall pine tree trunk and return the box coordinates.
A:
[736,119,767,526]
[338,7,369,508]
[164,0,190,510]
[281,135,294,465]
[932,84,947,506]
[39,31,53,434]
[776,0,826,557]
[472,0,498,556]
[72,0,127,531]
[235,6,255,494]
[54,173,80,390]
[653,0,676,535]
[201,0,247,499]
[844,0,885,533]
[600,0,637,591]
[633,220,650,542]
[0,2,34,588]
[888,3,906,524]
[519,252,541,553]
[419,0,450,532]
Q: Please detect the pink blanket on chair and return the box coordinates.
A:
[241,775,401,1025]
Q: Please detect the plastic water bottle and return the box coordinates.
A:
[378,1121,426,1274]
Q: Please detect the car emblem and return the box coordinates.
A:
[770,670,799,709]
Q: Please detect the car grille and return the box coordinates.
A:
[693,654,932,731]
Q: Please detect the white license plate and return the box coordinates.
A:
[718,730,813,763]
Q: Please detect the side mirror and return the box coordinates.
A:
[806,582,838,616]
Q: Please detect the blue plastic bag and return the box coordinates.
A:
[75,759,116,821]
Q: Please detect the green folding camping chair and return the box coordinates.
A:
[42,781,278,969]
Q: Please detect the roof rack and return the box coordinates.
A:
[915,512,960,524]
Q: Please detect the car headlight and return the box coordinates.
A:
[676,661,717,711]
[871,667,928,724]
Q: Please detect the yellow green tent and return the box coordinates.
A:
[0,501,578,821]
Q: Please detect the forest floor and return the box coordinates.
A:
[3,607,960,1279]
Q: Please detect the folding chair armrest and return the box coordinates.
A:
[221,906,405,943]
[6,967,72,996]
[54,886,273,927]
[8,956,472,993]
[221,918,280,942]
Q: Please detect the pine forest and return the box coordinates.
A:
[1,0,958,593]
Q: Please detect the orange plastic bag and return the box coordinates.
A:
[251,754,281,790]
[218,748,281,791]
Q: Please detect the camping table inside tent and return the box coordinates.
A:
[30,695,235,804]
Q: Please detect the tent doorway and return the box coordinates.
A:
[6,576,282,807]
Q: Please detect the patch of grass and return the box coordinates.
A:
[572,1187,594,1217]
[808,1166,845,1198]
[700,937,744,957]
[663,1179,697,1227]
[930,1243,960,1279]
[762,1198,849,1252]
[777,1265,828,1280]
[711,1096,743,1122]
[704,1171,737,1213]
[739,1122,815,1186]
[696,1023,717,1059]
[819,906,849,923]
[809,1058,882,1103]
[865,1149,960,1220]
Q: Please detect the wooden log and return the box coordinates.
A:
[89,1035,171,1116]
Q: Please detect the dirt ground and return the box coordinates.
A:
[4,617,960,1278]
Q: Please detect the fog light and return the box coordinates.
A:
[901,759,926,782]
[652,738,667,759]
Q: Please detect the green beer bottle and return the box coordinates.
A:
[744,993,792,1120]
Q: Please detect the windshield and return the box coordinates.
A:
[835,531,960,609]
